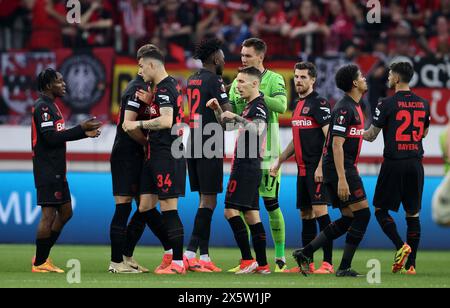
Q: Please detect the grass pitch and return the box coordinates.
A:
[0,245,449,288]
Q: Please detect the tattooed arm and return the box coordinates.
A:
[363,125,382,142]
[122,107,173,132]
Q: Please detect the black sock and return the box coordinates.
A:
[302,218,317,261]
[375,209,404,250]
[34,230,62,266]
[317,214,333,264]
[162,210,184,261]
[340,208,371,270]
[110,203,132,263]
[406,217,421,269]
[49,231,61,248]
[187,208,213,256]
[304,215,352,257]
[124,210,146,257]
[198,208,213,256]
[227,216,252,260]
[144,208,172,251]
[249,222,268,267]
[34,237,52,266]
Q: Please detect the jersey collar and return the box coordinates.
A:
[300,91,318,100]
[39,94,54,104]
[345,94,360,105]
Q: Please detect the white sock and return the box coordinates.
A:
[184,251,196,260]
[165,249,173,255]
[173,260,184,267]
[200,254,211,262]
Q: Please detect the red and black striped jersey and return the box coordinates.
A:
[373,91,430,160]
[291,91,331,176]
[323,95,365,179]
[111,75,151,160]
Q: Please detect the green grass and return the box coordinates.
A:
[0,245,449,288]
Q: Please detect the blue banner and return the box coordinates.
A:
[0,172,448,249]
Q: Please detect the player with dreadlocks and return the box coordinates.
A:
[183,38,233,272]
[31,68,102,273]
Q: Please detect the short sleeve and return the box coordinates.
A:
[125,86,145,113]
[331,106,352,138]
[213,76,229,106]
[155,88,174,109]
[254,103,268,123]
[372,99,390,128]
[34,103,56,134]
[313,98,331,126]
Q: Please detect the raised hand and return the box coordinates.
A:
[136,89,152,104]
[206,98,220,110]
[270,159,281,177]
[81,117,102,132]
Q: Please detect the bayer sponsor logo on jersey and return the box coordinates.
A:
[59,54,106,112]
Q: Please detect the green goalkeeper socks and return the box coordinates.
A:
[268,208,286,259]
[240,206,286,259]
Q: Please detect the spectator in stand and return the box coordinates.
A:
[73,0,113,48]
[219,12,251,59]
[428,0,450,30]
[250,0,288,59]
[120,0,146,42]
[152,0,193,60]
[367,40,389,126]
[399,0,428,28]
[349,2,370,51]
[0,0,23,50]
[195,0,225,42]
[283,0,302,20]
[426,16,450,60]
[28,0,67,50]
[322,0,355,56]
[224,0,257,24]
[119,0,154,55]
[387,20,420,58]
[282,0,326,57]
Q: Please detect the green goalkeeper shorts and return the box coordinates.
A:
[259,168,281,199]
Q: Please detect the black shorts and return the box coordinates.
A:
[373,158,424,214]
[297,169,329,210]
[140,158,186,200]
[325,175,367,209]
[37,181,71,207]
[111,159,143,197]
[225,161,261,211]
[188,158,223,194]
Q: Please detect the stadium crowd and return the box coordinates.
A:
[0,0,448,61]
